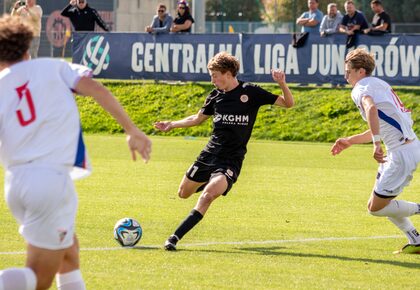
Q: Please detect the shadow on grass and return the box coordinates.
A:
[242,246,420,269]
[180,246,420,269]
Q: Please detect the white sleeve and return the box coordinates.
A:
[59,61,93,90]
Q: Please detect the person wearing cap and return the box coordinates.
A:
[61,0,109,32]
[145,3,172,34]
[171,1,194,33]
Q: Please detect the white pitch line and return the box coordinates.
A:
[0,235,402,255]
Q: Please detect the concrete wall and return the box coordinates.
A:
[115,0,174,32]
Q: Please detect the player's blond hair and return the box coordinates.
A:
[207,52,240,77]
[345,48,376,76]
[0,15,33,63]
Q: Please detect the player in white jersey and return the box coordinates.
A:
[0,15,152,290]
[331,48,420,254]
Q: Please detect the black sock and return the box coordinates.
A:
[173,209,203,241]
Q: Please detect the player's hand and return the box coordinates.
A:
[126,129,152,163]
[271,69,286,84]
[154,121,173,132]
[70,0,76,6]
[331,137,352,155]
[373,142,386,163]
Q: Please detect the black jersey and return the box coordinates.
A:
[201,81,278,160]
[61,4,109,32]
[372,11,392,33]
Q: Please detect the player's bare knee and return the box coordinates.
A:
[199,191,218,205]
[177,187,190,199]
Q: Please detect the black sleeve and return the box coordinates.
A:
[61,4,73,17]
[248,84,278,107]
[92,8,109,31]
[382,13,391,25]
[201,90,218,115]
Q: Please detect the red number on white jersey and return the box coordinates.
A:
[15,82,36,126]
[391,88,410,113]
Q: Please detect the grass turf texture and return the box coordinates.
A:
[77,82,419,142]
[1,135,420,289]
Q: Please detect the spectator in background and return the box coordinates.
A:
[339,0,369,48]
[296,0,324,34]
[320,3,343,37]
[363,0,392,35]
[61,0,109,32]
[11,0,42,58]
[295,0,323,86]
[339,1,369,35]
[171,1,194,33]
[320,3,345,88]
[145,3,172,34]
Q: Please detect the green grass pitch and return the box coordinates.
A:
[1,135,419,289]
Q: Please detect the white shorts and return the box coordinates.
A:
[375,140,420,197]
[5,164,77,250]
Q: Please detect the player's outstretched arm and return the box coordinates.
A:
[75,76,152,162]
[331,130,372,155]
[271,69,294,108]
[154,110,209,132]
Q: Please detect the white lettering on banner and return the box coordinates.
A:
[254,44,299,75]
[359,38,419,78]
[308,44,346,75]
[399,45,419,77]
[196,44,207,73]
[370,45,384,76]
[130,38,418,79]
[169,43,182,73]
[182,44,194,73]
[131,42,242,74]
[131,42,143,72]
[155,43,169,72]
[144,43,154,72]
[331,45,345,75]
[265,44,271,74]
[385,43,399,77]
[285,46,299,74]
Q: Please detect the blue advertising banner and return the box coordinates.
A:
[73,32,420,85]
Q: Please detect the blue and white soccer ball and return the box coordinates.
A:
[113,218,142,247]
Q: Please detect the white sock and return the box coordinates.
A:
[369,200,419,218]
[56,270,86,290]
[388,217,420,244]
[0,267,36,290]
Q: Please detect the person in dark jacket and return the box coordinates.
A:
[170,1,194,33]
[61,0,109,32]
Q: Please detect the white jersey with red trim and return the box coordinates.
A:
[0,58,91,179]
[351,76,417,151]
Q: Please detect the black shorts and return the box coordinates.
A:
[185,151,243,196]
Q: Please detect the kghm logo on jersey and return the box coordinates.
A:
[82,35,110,75]
[213,113,249,126]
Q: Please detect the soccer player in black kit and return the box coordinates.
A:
[154,52,294,250]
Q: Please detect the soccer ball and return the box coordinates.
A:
[113,218,142,247]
